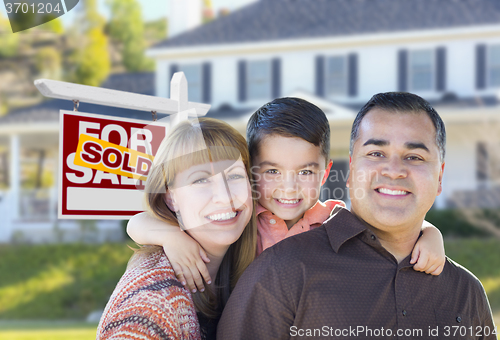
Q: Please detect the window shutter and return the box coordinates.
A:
[238,60,247,102]
[169,64,179,97]
[348,53,358,97]
[315,55,325,97]
[272,58,281,98]
[169,64,178,80]
[436,47,446,92]
[476,44,486,90]
[202,62,211,103]
[398,50,408,92]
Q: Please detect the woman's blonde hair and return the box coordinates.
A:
[133,117,256,320]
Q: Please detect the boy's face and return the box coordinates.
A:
[252,135,332,227]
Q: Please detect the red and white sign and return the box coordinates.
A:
[58,110,168,219]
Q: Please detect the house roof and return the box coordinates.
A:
[0,72,156,125]
[153,0,500,49]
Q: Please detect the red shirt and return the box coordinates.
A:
[256,199,345,256]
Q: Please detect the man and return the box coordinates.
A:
[217,92,496,339]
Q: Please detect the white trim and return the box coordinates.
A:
[0,124,59,135]
[10,134,20,220]
[147,24,500,59]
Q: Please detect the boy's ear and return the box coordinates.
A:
[164,190,178,212]
[321,160,333,186]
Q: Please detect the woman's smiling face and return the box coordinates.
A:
[166,159,253,253]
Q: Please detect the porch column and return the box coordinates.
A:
[10,133,20,220]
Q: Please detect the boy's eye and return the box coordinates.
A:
[265,169,280,175]
[298,170,313,175]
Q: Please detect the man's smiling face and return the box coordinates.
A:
[347,108,445,232]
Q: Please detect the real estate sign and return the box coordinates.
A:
[59,110,168,219]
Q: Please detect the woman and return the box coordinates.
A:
[96,118,257,339]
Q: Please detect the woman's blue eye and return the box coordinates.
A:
[228,174,244,180]
[193,178,209,184]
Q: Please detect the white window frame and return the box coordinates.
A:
[325,55,347,97]
[488,44,500,88]
[178,64,202,103]
[409,49,434,92]
[247,60,271,101]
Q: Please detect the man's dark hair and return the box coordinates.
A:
[247,97,330,163]
[350,92,446,162]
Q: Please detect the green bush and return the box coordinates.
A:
[425,209,491,237]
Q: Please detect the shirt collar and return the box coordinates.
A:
[256,201,335,224]
[325,206,368,253]
[256,203,268,216]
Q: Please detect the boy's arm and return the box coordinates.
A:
[410,220,445,275]
[127,212,211,292]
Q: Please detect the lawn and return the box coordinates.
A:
[0,320,98,340]
[0,238,498,338]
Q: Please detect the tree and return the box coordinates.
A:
[0,13,19,58]
[70,0,110,86]
[35,47,62,79]
[106,0,153,72]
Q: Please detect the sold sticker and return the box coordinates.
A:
[74,134,154,182]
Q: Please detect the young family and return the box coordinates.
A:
[96,93,495,339]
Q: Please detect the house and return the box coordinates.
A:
[147,0,500,209]
[1,0,500,243]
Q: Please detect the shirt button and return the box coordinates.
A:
[269,219,276,224]
[402,310,407,316]
[456,316,461,323]
[371,235,376,240]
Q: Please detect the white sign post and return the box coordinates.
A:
[35,72,210,219]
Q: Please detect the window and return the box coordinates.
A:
[247,60,271,100]
[326,56,347,96]
[178,64,202,103]
[410,49,433,91]
[489,44,500,87]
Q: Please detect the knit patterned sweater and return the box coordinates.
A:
[96,250,201,340]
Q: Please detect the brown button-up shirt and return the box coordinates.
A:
[217,207,496,339]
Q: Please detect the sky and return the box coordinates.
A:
[1,0,258,29]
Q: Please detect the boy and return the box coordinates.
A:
[127,97,445,293]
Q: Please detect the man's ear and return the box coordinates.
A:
[437,162,445,196]
[346,155,352,188]
[321,160,333,186]
[164,190,178,211]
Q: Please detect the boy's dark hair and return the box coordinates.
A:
[247,97,330,163]
[350,92,446,162]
